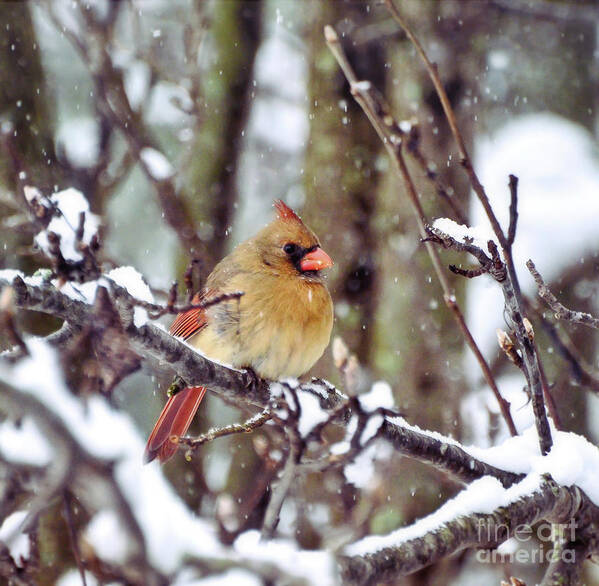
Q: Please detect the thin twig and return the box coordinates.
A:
[507,174,518,247]
[179,410,272,454]
[534,306,599,395]
[527,260,599,329]
[261,437,301,539]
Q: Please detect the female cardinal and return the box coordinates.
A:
[144,200,334,463]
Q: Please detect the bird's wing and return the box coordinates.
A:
[169,290,214,340]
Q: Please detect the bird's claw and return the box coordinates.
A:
[243,367,261,390]
[167,375,187,397]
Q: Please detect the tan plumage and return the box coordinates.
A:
[144,200,333,463]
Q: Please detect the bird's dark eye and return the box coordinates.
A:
[283,243,298,255]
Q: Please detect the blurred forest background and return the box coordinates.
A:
[2,0,599,585]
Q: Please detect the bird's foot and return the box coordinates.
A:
[167,375,187,397]
[243,367,261,390]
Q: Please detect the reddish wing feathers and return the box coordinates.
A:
[144,386,207,463]
[169,291,208,340]
[144,292,210,464]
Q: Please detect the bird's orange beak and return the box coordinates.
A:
[300,247,333,272]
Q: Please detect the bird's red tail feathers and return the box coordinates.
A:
[144,386,207,464]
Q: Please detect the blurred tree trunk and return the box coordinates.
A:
[0,3,62,341]
[182,0,262,269]
[305,0,385,366]
[0,3,59,273]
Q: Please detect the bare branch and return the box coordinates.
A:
[507,174,519,247]
[45,3,208,259]
[179,410,272,456]
[383,0,507,248]
[527,260,599,329]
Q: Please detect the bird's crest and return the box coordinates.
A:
[274,200,302,224]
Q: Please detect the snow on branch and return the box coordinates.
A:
[341,476,585,584]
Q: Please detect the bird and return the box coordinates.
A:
[144,200,334,463]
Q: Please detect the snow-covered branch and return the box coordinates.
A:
[340,476,587,584]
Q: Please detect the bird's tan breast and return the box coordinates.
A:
[190,272,333,380]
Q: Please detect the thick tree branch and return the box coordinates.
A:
[340,477,594,585]
[379,418,522,488]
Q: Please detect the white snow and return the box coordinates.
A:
[296,390,329,437]
[345,474,541,556]
[84,511,134,564]
[532,430,599,503]
[0,417,53,466]
[234,530,337,586]
[346,417,599,555]
[251,98,309,153]
[140,147,175,180]
[56,570,99,586]
[146,82,193,125]
[432,217,498,255]
[173,568,261,586]
[107,265,154,327]
[358,381,395,413]
[57,279,101,304]
[56,117,101,169]
[32,187,100,262]
[0,511,30,568]
[0,263,152,327]
[343,441,392,489]
[0,338,224,574]
[0,267,101,306]
[270,380,330,436]
[124,60,151,111]
[328,381,396,488]
[0,269,27,283]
